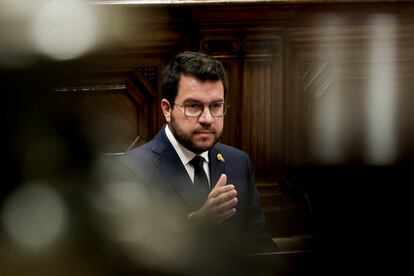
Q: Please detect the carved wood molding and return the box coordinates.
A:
[55,84,127,93]
[243,39,278,56]
[243,32,281,56]
[136,67,157,89]
[92,0,412,6]
[199,31,282,58]
[200,35,241,56]
[131,67,157,98]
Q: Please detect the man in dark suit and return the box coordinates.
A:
[107,52,277,274]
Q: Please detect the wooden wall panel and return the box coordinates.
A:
[57,1,414,238]
[241,32,283,181]
[285,15,414,165]
[218,57,242,149]
[75,87,140,153]
[242,59,276,178]
[60,82,147,154]
[199,31,242,148]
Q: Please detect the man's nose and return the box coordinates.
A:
[198,106,214,124]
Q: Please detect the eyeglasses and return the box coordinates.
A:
[173,101,228,117]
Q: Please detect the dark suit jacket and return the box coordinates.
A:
[114,126,277,254]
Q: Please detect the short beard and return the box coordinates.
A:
[169,114,221,154]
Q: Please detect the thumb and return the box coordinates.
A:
[212,174,227,191]
[217,173,227,186]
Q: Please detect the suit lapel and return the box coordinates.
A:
[209,145,226,189]
[151,128,196,210]
[150,128,227,210]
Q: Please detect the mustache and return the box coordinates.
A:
[193,127,216,133]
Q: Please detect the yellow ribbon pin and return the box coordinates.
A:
[217,153,225,162]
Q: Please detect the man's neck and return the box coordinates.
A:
[164,124,209,164]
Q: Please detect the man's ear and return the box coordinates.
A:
[161,99,171,123]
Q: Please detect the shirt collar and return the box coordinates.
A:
[165,124,209,165]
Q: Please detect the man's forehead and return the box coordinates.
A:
[177,76,224,97]
[178,74,223,86]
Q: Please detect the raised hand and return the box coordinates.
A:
[191,174,238,224]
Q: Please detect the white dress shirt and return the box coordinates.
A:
[165,124,210,186]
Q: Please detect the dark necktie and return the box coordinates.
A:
[190,156,210,209]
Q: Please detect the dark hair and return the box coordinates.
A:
[161,51,228,104]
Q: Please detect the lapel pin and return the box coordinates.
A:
[217,153,225,162]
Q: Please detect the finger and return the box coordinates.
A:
[212,189,237,205]
[210,185,235,198]
[217,208,236,224]
[210,174,228,197]
[212,197,238,214]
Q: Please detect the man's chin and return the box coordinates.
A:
[191,141,216,153]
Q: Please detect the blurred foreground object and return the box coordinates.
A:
[0,2,163,275]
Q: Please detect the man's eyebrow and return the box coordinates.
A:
[183,98,224,103]
[182,99,202,104]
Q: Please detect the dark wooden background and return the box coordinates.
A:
[60,1,414,244]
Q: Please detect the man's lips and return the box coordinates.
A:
[194,130,215,136]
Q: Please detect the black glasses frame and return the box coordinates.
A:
[173,102,228,117]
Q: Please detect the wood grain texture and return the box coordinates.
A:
[59,1,414,237]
